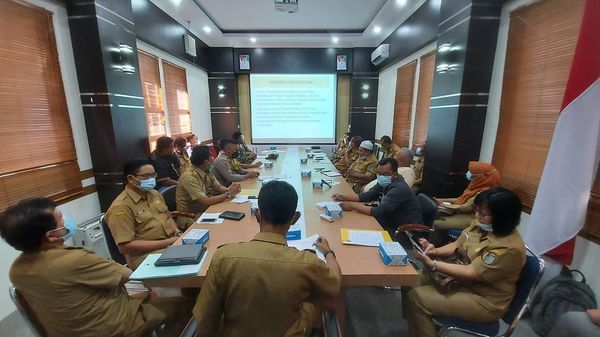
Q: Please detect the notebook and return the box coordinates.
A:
[154,244,206,266]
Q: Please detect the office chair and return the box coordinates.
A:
[9,285,48,337]
[159,185,177,211]
[432,248,545,337]
[100,214,127,265]
[395,193,437,242]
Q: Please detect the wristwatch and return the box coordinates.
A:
[324,250,336,258]
[225,191,231,198]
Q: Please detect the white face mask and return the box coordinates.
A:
[413,156,419,162]
[415,147,423,156]
[477,222,493,232]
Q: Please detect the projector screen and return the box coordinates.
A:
[250,74,337,144]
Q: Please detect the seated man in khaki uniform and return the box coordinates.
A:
[174,136,191,174]
[176,146,241,229]
[331,132,350,163]
[0,197,189,337]
[334,136,362,174]
[193,180,342,337]
[106,159,181,270]
[379,135,401,158]
[346,140,379,193]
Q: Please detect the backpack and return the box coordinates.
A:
[530,267,597,336]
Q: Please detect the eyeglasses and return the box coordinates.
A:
[473,206,491,217]
[136,173,157,179]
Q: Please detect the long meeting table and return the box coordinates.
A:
[144,146,419,327]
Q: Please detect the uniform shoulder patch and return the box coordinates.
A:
[482,251,498,265]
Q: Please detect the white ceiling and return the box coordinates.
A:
[148,0,428,48]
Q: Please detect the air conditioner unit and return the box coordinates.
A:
[184,34,197,57]
[371,44,390,66]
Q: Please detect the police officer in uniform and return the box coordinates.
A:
[193,181,342,337]
[106,159,182,270]
[407,188,526,337]
[334,136,362,175]
[1,198,189,337]
[176,146,241,229]
[345,140,379,193]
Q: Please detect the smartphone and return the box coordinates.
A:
[405,232,424,254]
[201,218,217,222]
[248,196,257,200]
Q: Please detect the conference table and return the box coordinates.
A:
[145,146,419,326]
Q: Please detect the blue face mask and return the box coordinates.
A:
[377,174,393,187]
[49,215,77,241]
[139,178,156,192]
[466,171,473,181]
[477,222,493,232]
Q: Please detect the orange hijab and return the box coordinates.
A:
[454,161,501,205]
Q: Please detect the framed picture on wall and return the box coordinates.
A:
[239,54,250,70]
[336,55,347,71]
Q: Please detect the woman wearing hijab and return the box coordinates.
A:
[433,161,501,231]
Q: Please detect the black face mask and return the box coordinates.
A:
[232,151,239,159]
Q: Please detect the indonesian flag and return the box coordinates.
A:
[524,0,600,264]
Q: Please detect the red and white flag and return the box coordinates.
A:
[525,0,600,264]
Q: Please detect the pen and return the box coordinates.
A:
[321,179,332,188]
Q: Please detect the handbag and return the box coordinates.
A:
[429,247,472,293]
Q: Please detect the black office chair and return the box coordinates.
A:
[159,185,178,211]
[395,193,437,243]
[9,285,47,337]
[100,214,126,265]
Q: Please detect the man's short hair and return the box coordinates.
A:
[156,136,173,152]
[191,146,211,166]
[378,157,398,172]
[258,181,298,226]
[186,134,197,142]
[0,198,57,252]
[351,136,363,146]
[174,137,187,148]
[232,132,243,142]
[218,138,236,150]
[381,136,392,144]
[123,159,152,182]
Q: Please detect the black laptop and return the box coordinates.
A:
[154,244,206,266]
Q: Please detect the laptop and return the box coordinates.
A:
[154,244,206,266]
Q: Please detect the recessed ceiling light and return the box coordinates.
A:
[250,37,257,43]
[203,26,212,33]
[373,26,382,34]
[331,36,339,44]
[396,0,408,7]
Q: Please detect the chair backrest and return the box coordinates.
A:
[9,285,47,337]
[416,193,437,227]
[502,248,545,334]
[159,185,178,212]
[100,214,126,265]
[373,143,382,160]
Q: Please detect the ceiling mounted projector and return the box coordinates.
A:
[275,0,298,13]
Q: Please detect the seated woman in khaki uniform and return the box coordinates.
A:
[407,188,526,337]
[433,161,501,231]
[0,198,189,337]
[106,159,182,270]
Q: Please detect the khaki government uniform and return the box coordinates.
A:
[176,152,191,174]
[193,232,341,337]
[10,245,171,337]
[433,196,477,230]
[331,141,348,163]
[176,165,223,229]
[407,221,526,337]
[380,143,401,158]
[106,186,176,270]
[361,166,417,192]
[346,154,378,193]
[413,156,425,181]
[334,147,359,175]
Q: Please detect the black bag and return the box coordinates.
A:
[530,267,597,336]
[429,247,472,293]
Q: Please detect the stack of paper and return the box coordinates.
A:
[340,228,392,247]
[287,234,325,261]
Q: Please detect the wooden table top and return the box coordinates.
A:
[144,147,419,288]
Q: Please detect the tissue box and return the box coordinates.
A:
[300,158,308,164]
[264,161,273,168]
[301,170,311,178]
[312,179,323,189]
[305,147,311,153]
[249,200,259,215]
[324,203,343,219]
[378,242,408,265]
[182,229,210,246]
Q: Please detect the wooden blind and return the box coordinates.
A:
[412,52,436,145]
[0,0,81,210]
[392,61,416,147]
[491,0,584,209]
[162,61,191,137]
[138,51,165,149]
